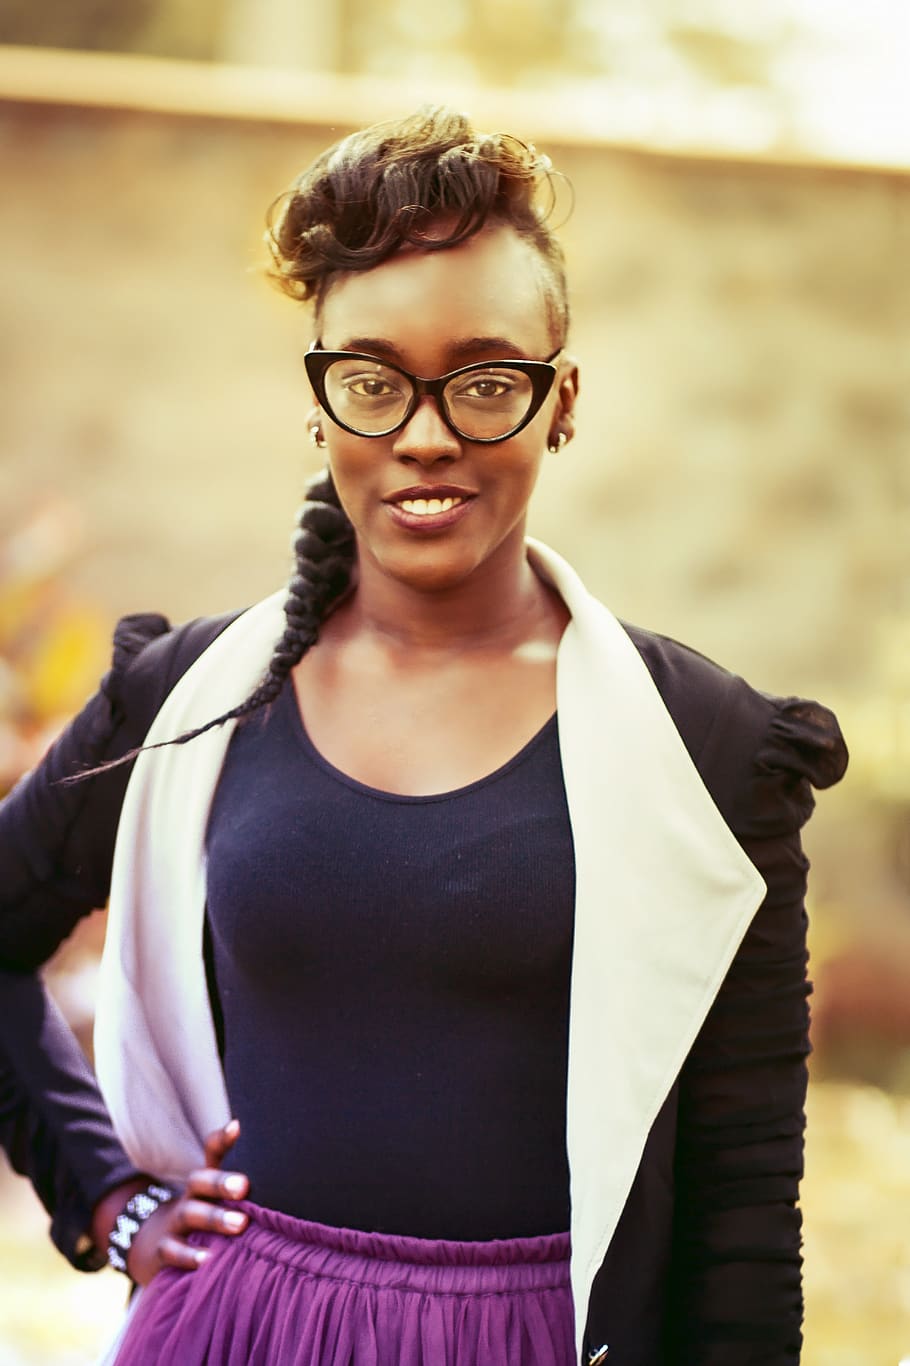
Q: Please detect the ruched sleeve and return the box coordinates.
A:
[0,607,237,1267]
[663,694,848,1364]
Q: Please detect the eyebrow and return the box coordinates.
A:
[335,336,530,365]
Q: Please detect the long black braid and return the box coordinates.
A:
[222,466,354,730]
[63,469,354,781]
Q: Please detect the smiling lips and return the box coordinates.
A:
[384,486,477,529]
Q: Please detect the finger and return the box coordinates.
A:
[203,1117,241,1169]
[157,1234,211,1271]
[171,1198,249,1236]
[184,1167,249,1202]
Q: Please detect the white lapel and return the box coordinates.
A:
[96,546,765,1363]
[527,541,766,1357]
[95,590,287,1181]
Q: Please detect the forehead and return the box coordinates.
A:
[318,224,553,365]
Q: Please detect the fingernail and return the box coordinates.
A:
[225,1118,240,1136]
[224,1175,247,1196]
[194,1249,211,1265]
[223,1211,247,1230]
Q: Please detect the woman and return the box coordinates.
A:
[0,108,847,1365]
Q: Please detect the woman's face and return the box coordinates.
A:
[313,223,577,595]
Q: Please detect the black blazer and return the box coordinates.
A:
[0,610,847,1364]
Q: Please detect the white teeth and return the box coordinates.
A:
[399,496,463,516]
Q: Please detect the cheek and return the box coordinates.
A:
[491,440,546,493]
[326,439,378,506]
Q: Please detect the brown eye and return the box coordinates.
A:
[344,374,399,399]
[460,377,512,400]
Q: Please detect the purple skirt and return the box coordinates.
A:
[112,1201,575,1366]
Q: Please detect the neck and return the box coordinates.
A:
[343,537,557,654]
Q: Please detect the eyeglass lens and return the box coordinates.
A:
[322,358,537,439]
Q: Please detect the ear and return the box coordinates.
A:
[306,405,328,451]
[548,356,580,449]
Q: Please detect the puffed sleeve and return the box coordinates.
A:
[663,694,847,1365]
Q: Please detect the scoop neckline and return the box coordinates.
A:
[277,678,558,805]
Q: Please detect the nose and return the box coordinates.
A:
[391,395,462,465]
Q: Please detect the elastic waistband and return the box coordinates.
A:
[223,1201,571,1296]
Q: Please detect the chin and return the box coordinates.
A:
[377,541,487,594]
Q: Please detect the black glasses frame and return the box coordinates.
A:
[304,344,561,444]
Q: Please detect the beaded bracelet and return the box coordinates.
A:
[107,1182,176,1275]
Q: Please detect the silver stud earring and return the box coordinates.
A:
[548,432,568,454]
[309,426,327,450]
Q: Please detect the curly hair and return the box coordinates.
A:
[265,105,569,345]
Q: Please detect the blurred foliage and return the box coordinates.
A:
[665,21,787,85]
[0,503,109,796]
[832,613,910,807]
[801,1082,910,1363]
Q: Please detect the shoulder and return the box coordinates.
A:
[621,621,848,835]
[102,608,243,749]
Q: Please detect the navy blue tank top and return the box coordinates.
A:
[204,677,576,1239]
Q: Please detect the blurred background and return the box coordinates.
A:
[0,2,908,1362]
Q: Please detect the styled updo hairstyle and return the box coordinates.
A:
[79,108,569,769]
[265,105,569,341]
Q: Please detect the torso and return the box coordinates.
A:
[205,672,576,1238]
